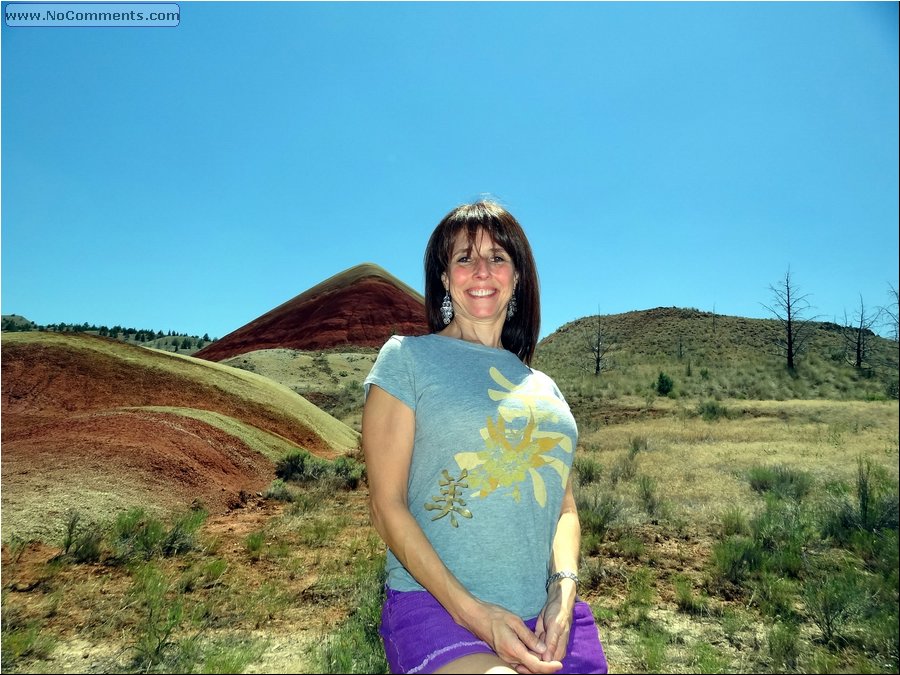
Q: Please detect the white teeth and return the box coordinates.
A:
[468,289,495,297]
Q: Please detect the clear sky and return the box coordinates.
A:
[2,1,898,341]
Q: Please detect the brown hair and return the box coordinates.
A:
[424,200,540,364]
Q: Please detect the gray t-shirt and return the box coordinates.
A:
[364,334,578,618]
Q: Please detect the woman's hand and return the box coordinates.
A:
[533,579,576,664]
[467,600,563,674]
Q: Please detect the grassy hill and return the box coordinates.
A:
[534,307,899,404]
[1,331,359,541]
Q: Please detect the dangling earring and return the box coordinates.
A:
[507,289,517,319]
[441,291,454,325]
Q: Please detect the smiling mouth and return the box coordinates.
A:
[467,289,497,297]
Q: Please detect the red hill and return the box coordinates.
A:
[195,263,428,361]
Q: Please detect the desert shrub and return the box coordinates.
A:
[767,621,801,671]
[576,487,623,543]
[573,455,603,485]
[820,457,899,545]
[129,563,184,670]
[620,568,655,628]
[244,530,265,560]
[751,572,798,620]
[264,478,296,502]
[298,516,347,548]
[852,529,898,580]
[673,574,708,616]
[276,450,365,490]
[751,497,811,578]
[721,505,749,536]
[633,626,669,672]
[636,475,662,518]
[55,510,104,563]
[802,566,864,646]
[859,610,900,672]
[655,371,674,396]
[746,464,813,502]
[0,622,55,666]
[312,555,388,673]
[61,510,82,555]
[160,507,207,557]
[332,455,365,490]
[629,436,650,455]
[690,641,728,674]
[111,507,205,561]
[610,452,637,485]
[578,556,606,594]
[276,450,330,483]
[698,399,729,421]
[617,534,645,561]
[710,535,762,586]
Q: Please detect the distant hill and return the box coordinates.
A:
[1,314,37,331]
[534,307,899,403]
[194,263,428,362]
[1,331,359,540]
[0,316,216,356]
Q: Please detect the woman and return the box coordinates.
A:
[363,200,607,674]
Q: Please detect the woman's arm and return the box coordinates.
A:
[362,385,562,673]
[534,475,580,662]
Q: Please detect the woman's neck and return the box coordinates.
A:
[438,318,504,350]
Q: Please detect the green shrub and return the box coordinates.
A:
[244,531,265,560]
[264,478,296,502]
[636,475,662,517]
[691,641,728,674]
[767,621,800,671]
[620,568,655,628]
[129,563,184,670]
[573,455,603,485]
[111,507,206,561]
[698,399,729,421]
[275,450,330,483]
[610,452,637,485]
[655,371,674,396]
[311,555,388,673]
[276,450,366,490]
[332,456,365,490]
[802,566,864,646]
[751,572,798,620]
[710,535,762,586]
[576,487,623,543]
[820,457,899,545]
[673,574,707,616]
[161,507,207,557]
[751,497,810,577]
[617,534,645,561]
[746,464,813,502]
[721,506,749,536]
[633,624,668,671]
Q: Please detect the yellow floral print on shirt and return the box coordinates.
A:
[454,367,573,507]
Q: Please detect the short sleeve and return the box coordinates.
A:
[364,336,416,411]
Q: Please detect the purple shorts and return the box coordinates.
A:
[380,587,608,674]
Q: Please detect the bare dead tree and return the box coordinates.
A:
[877,283,900,400]
[842,294,881,370]
[881,283,899,343]
[587,312,617,376]
[761,268,817,371]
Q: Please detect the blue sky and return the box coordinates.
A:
[2,1,898,341]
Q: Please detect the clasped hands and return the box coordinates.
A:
[469,592,573,675]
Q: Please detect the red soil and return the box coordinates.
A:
[1,334,345,525]
[195,274,428,361]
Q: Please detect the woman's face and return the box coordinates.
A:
[441,227,518,324]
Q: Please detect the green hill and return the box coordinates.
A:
[533,307,899,404]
